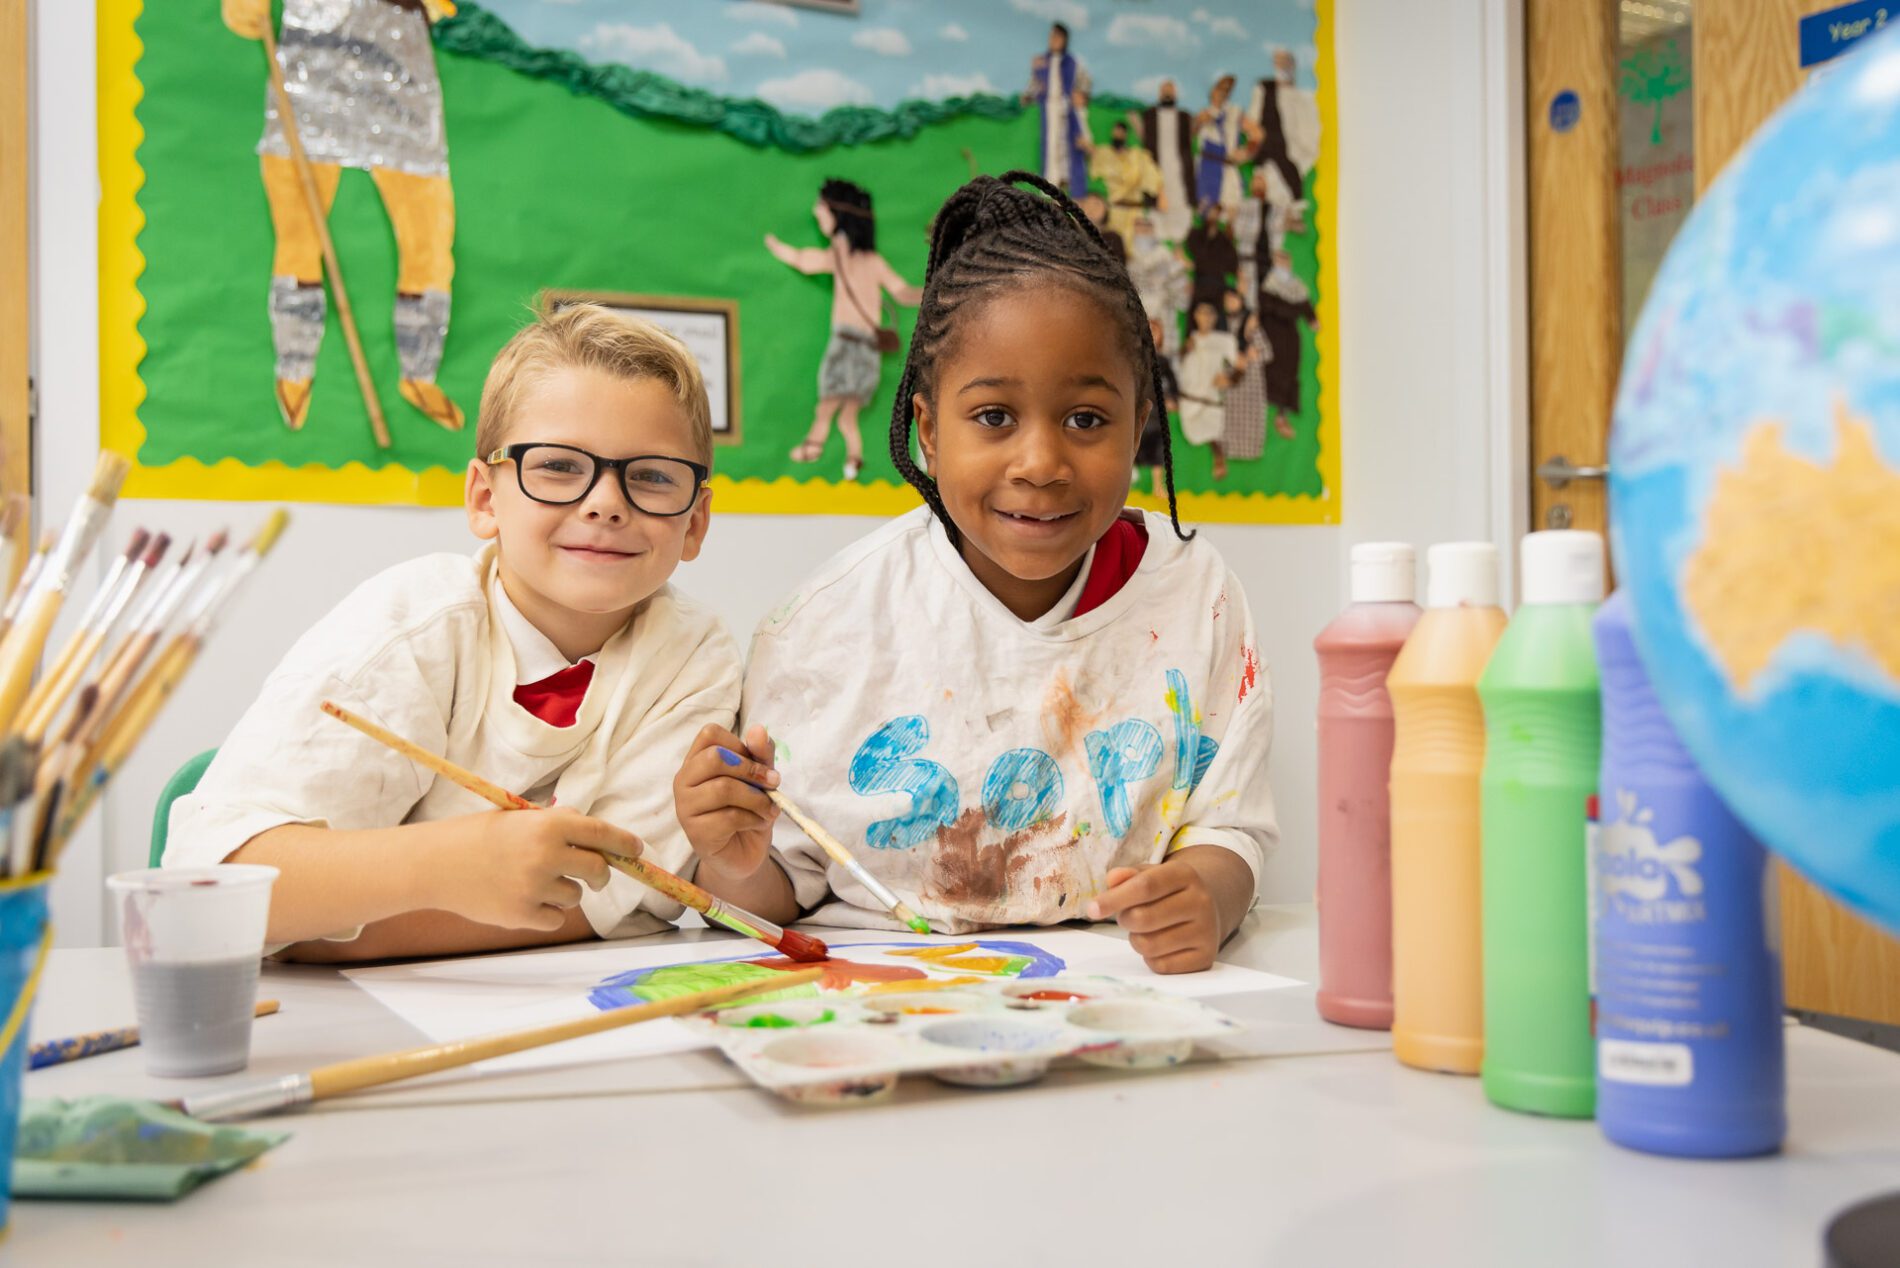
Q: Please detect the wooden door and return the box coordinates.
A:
[0,0,29,585]
[1526,0,1619,538]
[1694,0,1900,1029]
[1529,0,1900,1029]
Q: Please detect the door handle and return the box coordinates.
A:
[1536,455,1609,490]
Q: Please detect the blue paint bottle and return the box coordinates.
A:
[1591,590,1785,1158]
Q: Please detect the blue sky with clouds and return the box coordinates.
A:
[488,0,1319,117]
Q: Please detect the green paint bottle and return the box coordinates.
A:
[1478,530,1605,1118]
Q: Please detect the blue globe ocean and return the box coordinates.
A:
[1611,27,1900,932]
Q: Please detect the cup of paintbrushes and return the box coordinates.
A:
[0,870,53,1234]
[104,865,277,1077]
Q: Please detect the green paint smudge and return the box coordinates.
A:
[742,1009,836,1029]
[625,962,817,1007]
[906,917,933,935]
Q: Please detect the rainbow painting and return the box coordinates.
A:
[588,940,1066,1013]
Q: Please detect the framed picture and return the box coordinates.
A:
[542,290,742,446]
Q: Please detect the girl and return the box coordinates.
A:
[766,179,923,482]
[1178,300,1236,479]
[1218,311,1272,465]
[675,174,1277,974]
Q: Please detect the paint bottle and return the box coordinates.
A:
[1478,530,1603,1118]
[1388,542,1507,1073]
[1314,542,1420,1029]
[1591,589,1785,1157]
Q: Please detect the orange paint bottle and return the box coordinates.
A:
[1388,542,1507,1074]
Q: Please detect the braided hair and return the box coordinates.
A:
[888,170,1193,546]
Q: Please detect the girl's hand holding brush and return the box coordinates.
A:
[672,723,797,922]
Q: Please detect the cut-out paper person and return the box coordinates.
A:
[1256,249,1317,442]
[1246,49,1320,232]
[765,180,922,483]
[1125,213,1190,356]
[1138,80,1194,242]
[223,0,464,433]
[1088,116,1164,245]
[1192,74,1260,218]
[1022,22,1091,196]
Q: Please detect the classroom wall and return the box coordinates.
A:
[30,0,1525,945]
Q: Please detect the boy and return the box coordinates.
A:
[165,305,742,961]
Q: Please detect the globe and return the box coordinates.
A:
[1611,27,1900,934]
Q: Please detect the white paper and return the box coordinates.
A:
[343,928,1300,1075]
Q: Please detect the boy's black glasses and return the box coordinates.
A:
[486,444,708,518]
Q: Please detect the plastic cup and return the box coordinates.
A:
[106,865,277,1077]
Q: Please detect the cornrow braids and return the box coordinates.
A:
[888,170,1194,547]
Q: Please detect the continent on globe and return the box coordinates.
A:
[1682,407,1900,695]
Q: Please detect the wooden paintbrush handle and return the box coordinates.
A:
[306,968,821,1100]
[0,595,63,732]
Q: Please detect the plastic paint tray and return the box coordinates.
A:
[690,975,1243,1106]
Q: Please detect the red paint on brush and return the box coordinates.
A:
[773,929,830,963]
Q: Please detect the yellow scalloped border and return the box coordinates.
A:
[99,0,1338,522]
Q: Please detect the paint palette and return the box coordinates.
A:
[691,976,1242,1106]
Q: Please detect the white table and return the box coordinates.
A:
[5,907,1896,1267]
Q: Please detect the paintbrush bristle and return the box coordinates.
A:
[251,509,289,557]
[173,542,196,567]
[57,684,99,747]
[34,529,55,555]
[87,451,132,503]
[205,529,229,556]
[120,527,150,561]
[141,533,172,569]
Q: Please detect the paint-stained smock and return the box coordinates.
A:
[164,544,741,943]
[743,506,1277,934]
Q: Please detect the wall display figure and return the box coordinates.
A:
[1125,213,1191,357]
[1192,74,1259,218]
[1177,300,1236,477]
[1186,211,1239,312]
[766,180,922,483]
[1089,117,1163,244]
[224,0,464,435]
[1218,311,1271,466]
[1257,248,1318,442]
[1023,22,1092,196]
[1138,79,1195,242]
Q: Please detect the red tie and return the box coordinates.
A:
[513,660,596,728]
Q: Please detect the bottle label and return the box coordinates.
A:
[1600,1038,1694,1086]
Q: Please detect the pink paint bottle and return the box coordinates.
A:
[1314,542,1420,1029]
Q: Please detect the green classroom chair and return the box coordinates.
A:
[149,748,217,868]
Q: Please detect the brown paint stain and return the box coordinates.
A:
[1041,671,1103,763]
[923,809,1073,913]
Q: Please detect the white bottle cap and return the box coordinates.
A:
[1349,542,1415,603]
[1519,530,1606,605]
[1426,542,1500,608]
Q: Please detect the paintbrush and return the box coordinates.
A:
[37,535,220,791]
[319,701,830,963]
[0,453,131,730]
[752,770,931,935]
[47,516,290,865]
[29,1000,280,1070]
[0,530,56,647]
[177,967,822,1122]
[712,744,930,933]
[17,528,152,744]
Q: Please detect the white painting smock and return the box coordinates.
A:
[743,507,1277,934]
[165,544,741,940]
